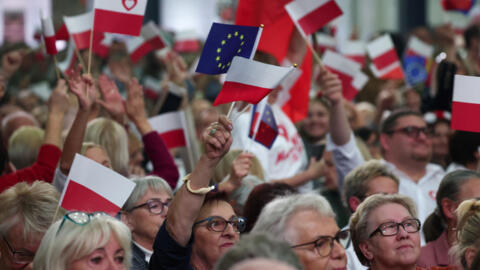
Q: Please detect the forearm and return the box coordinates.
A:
[43,112,64,148]
[134,117,153,135]
[59,109,89,174]
[329,100,351,146]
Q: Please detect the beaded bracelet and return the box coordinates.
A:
[182,174,218,195]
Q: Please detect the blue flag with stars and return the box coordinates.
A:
[195,22,261,75]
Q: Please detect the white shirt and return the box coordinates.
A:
[446,162,467,173]
[231,104,309,191]
[346,242,367,270]
[133,241,153,263]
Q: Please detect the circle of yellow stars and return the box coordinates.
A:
[216,31,246,70]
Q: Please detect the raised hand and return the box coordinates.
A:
[230,152,253,183]
[125,78,146,122]
[162,51,188,86]
[317,68,343,105]
[97,74,126,122]
[67,65,96,111]
[109,58,132,84]
[202,116,233,160]
[49,79,70,115]
[0,49,24,79]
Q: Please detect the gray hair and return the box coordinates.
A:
[214,233,304,270]
[8,126,44,169]
[122,176,173,211]
[33,214,132,270]
[251,193,334,243]
[451,199,480,269]
[0,181,63,240]
[342,160,399,211]
[349,194,418,266]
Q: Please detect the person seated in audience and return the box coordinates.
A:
[33,212,131,270]
[121,176,173,270]
[229,258,298,270]
[252,193,348,270]
[447,131,480,173]
[451,199,480,270]
[8,126,44,170]
[350,194,422,270]
[0,181,63,270]
[419,170,480,268]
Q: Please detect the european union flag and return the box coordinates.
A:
[403,55,427,86]
[196,22,261,75]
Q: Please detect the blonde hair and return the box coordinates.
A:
[0,181,63,240]
[8,126,44,169]
[349,194,418,266]
[213,149,264,184]
[34,214,131,270]
[452,199,480,269]
[85,118,129,176]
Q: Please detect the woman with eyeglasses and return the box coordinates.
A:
[33,212,132,270]
[350,194,422,270]
[149,115,245,269]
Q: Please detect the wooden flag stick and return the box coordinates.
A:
[87,28,94,75]
[302,34,324,68]
[226,102,236,119]
[51,203,61,225]
[74,47,86,72]
[53,55,61,80]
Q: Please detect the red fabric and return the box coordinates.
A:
[373,49,399,70]
[44,36,58,55]
[214,81,272,106]
[61,180,120,215]
[296,0,343,36]
[0,144,61,193]
[92,32,109,59]
[55,23,69,41]
[94,9,144,36]
[327,67,358,101]
[452,101,480,132]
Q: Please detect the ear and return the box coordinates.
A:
[359,241,374,261]
[465,247,477,269]
[120,211,135,231]
[379,133,390,153]
[348,196,362,212]
[440,198,457,220]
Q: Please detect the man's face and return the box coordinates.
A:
[382,115,432,163]
[0,222,41,270]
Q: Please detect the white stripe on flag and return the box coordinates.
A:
[126,36,145,53]
[285,0,332,21]
[64,12,93,34]
[369,62,401,77]
[60,154,135,207]
[58,40,75,73]
[226,56,294,89]
[322,50,361,76]
[148,111,186,134]
[94,0,148,15]
[453,75,480,104]
[352,72,369,90]
[41,17,55,37]
[407,36,434,59]
[341,41,365,56]
[367,34,394,58]
[141,21,160,40]
[315,33,337,47]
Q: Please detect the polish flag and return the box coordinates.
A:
[94,0,148,36]
[58,41,77,74]
[41,16,57,55]
[323,50,368,100]
[174,30,200,53]
[340,40,366,67]
[367,34,404,80]
[64,12,93,50]
[127,23,169,63]
[405,36,434,60]
[285,0,343,36]
[213,56,295,106]
[59,154,136,215]
[148,111,189,149]
[451,75,480,132]
[315,33,336,54]
[141,21,169,49]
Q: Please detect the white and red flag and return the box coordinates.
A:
[174,30,200,53]
[314,33,337,54]
[367,34,404,80]
[58,41,77,75]
[41,16,57,55]
[127,22,169,63]
[213,56,295,106]
[285,0,343,36]
[405,36,434,60]
[59,154,136,215]
[451,75,480,133]
[340,40,366,67]
[323,50,368,100]
[63,12,93,50]
[93,0,148,36]
[148,111,189,149]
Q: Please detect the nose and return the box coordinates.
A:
[330,239,346,260]
[396,224,410,239]
[222,222,236,238]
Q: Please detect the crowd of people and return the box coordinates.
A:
[1,9,480,270]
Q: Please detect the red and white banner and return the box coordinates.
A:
[94,0,148,36]
[58,40,77,74]
[367,34,404,80]
[41,16,57,55]
[59,154,136,215]
[127,22,169,63]
[323,50,368,100]
[63,12,93,50]
[141,21,169,49]
[214,56,295,106]
[148,111,189,149]
[405,36,434,60]
[340,40,366,66]
[174,30,200,53]
[451,75,480,132]
[314,33,336,54]
[285,0,343,36]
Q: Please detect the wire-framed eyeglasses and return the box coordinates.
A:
[129,198,171,215]
[291,229,350,257]
[193,216,246,233]
[2,235,35,265]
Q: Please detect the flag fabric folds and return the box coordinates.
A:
[58,41,77,74]
[340,40,366,67]
[249,100,279,149]
[127,22,169,63]
[314,33,337,54]
[64,12,93,50]
[441,0,476,14]
[148,111,189,149]
[41,17,57,55]
[196,23,262,75]
[285,0,343,36]
[59,154,136,215]
[451,75,480,132]
[174,30,200,53]
[93,0,148,36]
[213,56,294,106]
[367,34,404,80]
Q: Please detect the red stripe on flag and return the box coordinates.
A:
[297,1,343,36]
[130,42,154,63]
[61,180,120,215]
[174,40,200,53]
[451,101,480,133]
[249,112,260,137]
[381,65,404,80]
[72,30,92,50]
[148,37,166,49]
[373,49,398,70]
[346,55,365,66]
[94,9,144,36]
[213,81,272,106]
[255,121,278,148]
[44,36,57,55]
[327,67,357,101]
[159,130,187,149]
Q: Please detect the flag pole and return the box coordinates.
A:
[87,27,94,75]
[74,47,86,72]
[53,55,61,80]
[302,35,324,68]
[51,203,61,225]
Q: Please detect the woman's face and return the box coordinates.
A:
[360,203,420,269]
[85,147,112,169]
[303,102,329,142]
[192,201,240,267]
[69,235,125,270]
[431,122,451,158]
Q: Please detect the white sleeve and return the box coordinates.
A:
[52,167,68,192]
[326,132,365,189]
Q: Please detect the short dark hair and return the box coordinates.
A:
[464,25,480,49]
[380,109,423,134]
[449,131,480,166]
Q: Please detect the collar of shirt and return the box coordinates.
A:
[133,241,153,263]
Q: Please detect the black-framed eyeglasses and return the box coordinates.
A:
[194,216,246,233]
[2,235,35,265]
[385,126,431,138]
[129,198,171,215]
[291,229,350,257]
[57,211,108,235]
[369,218,421,238]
